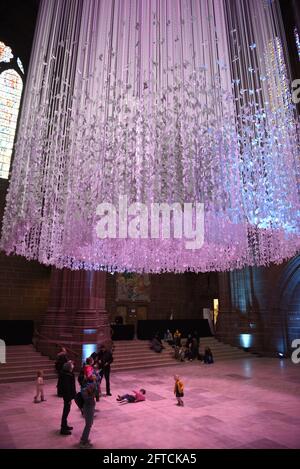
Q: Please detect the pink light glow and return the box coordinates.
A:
[1,0,299,272]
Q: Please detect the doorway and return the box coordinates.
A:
[116,304,148,327]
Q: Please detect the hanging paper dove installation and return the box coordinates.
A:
[1,0,299,272]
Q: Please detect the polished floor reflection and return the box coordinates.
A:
[0,357,300,449]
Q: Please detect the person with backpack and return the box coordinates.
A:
[57,361,76,435]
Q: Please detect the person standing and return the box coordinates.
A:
[174,374,184,407]
[80,376,97,448]
[33,370,46,403]
[55,347,68,397]
[57,361,76,435]
[83,357,94,379]
[98,344,113,396]
[190,337,199,360]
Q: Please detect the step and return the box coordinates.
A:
[0,367,56,377]
[113,361,177,370]
[0,361,54,369]
[113,339,212,348]
[0,373,57,384]
[112,359,176,368]
[5,353,50,357]
[0,364,55,373]
[113,361,183,372]
[2,358,53,366]
[0,345,57,383]
[6,347,44,352]
[113,346,235,353]
[113,356,173,364]
[114,342,166,347]
[5,345,35,349]
[113,349,172,359]
[112,356,176,366]
[4,354,52,360]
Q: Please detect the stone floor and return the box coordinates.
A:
[0,357,300,449]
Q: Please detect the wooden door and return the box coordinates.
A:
[137,306,147,321]
[116,305,127,324]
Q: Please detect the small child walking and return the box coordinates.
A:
[174,374,184,406]
[34,370,46,403]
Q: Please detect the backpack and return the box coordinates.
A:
[74,391,84,410]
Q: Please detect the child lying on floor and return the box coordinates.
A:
[116,389,146,403]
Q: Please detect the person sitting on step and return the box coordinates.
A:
[173,329,182,347]
[203,347,214,364]
[150,334,164,353]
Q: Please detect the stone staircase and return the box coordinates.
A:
[0,345,57,384]
[0,338,254,382]
[198,337,255,361]
[111,336,254,372]
[111,340,176,372]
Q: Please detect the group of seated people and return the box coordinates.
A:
[149,329,185,352]
[174,333,198,360]
[164,329,214,364]
[149,329,214,364]
[174,343,214,364]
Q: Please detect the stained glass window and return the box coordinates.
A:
[294,27,300,61]
[17,57,24,74]
[0,69,23,179]
[0,40,23,180]
[0,42,13,63]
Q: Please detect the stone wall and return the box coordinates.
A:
[0,179,51,322]
[106,271,219,322]
[217,257,300,357]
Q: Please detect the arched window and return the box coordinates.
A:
[0,41,24,179]
[294,27,300,61]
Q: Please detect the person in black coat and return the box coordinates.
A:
[98,345,113,396]
[55,347,68,397]
[57,361,76,435]
[55,347,68,373]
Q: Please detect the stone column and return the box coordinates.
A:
[37,268,110,367]
[216,272,237,344]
